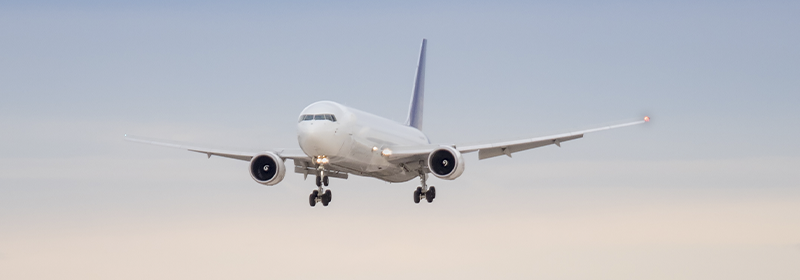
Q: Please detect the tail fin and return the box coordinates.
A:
[405,39,426,130]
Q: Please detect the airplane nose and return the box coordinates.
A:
[298,122,341,156]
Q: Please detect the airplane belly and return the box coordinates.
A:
[376,172,418,183]
[344,136,382,172]
[330,161,416,183]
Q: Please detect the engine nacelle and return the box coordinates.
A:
[249,152,286,186]
[427,146,465,180]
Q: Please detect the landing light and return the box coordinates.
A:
[372,146,378,152]
[644,116,650,122]
[315,156,329,164]
[381,149,392,157]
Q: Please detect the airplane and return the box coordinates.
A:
[126,39,650,207]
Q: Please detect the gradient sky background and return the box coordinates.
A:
[1,0,799,279]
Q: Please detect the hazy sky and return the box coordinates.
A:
[2,1,799,279]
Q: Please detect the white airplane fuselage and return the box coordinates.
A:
[297,101,429,183]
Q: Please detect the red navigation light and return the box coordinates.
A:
[644,116,650,122]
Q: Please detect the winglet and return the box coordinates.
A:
[405,39,426,130]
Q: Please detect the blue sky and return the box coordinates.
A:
[1,1,799,279]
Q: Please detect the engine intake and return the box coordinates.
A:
[427,146,465,180]
[249,152,286,185]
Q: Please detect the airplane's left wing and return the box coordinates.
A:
[458,117,648,160]
[124,135,308,162]
[386,117,649,163]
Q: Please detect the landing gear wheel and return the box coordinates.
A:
[309,190,319,207]
[323,176,329,187]
[426,186,436,203]
[413,187,422,204]
[321,189,332,206]
[315,176,322,187]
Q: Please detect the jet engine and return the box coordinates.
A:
[249,152,286,185]
[427,146,465,180]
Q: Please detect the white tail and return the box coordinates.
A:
[405,39,426,130]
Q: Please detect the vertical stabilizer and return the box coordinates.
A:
[405,39,426,130]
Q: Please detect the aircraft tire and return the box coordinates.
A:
[315,176,322,187]
[413,187,421,204]
[309,190,318,207]
[322,190,332,206]
[426,186,436,203]
[323,176,329,186]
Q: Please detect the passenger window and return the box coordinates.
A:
[314,114,325,120]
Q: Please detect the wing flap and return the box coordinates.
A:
[186,149,253,161]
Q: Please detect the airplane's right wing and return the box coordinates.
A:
[124,134,308,162]
[126,134,350,180]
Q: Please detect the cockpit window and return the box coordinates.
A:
[298,114,314,122]
[299,114,337,122]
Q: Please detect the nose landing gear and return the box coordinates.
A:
[413,170,436,204]
[309,181,332,207]
[309,187,332,207]
[309,167,332,207]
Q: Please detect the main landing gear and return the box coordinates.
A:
[309,168,332,207]
[413,170,436,204]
